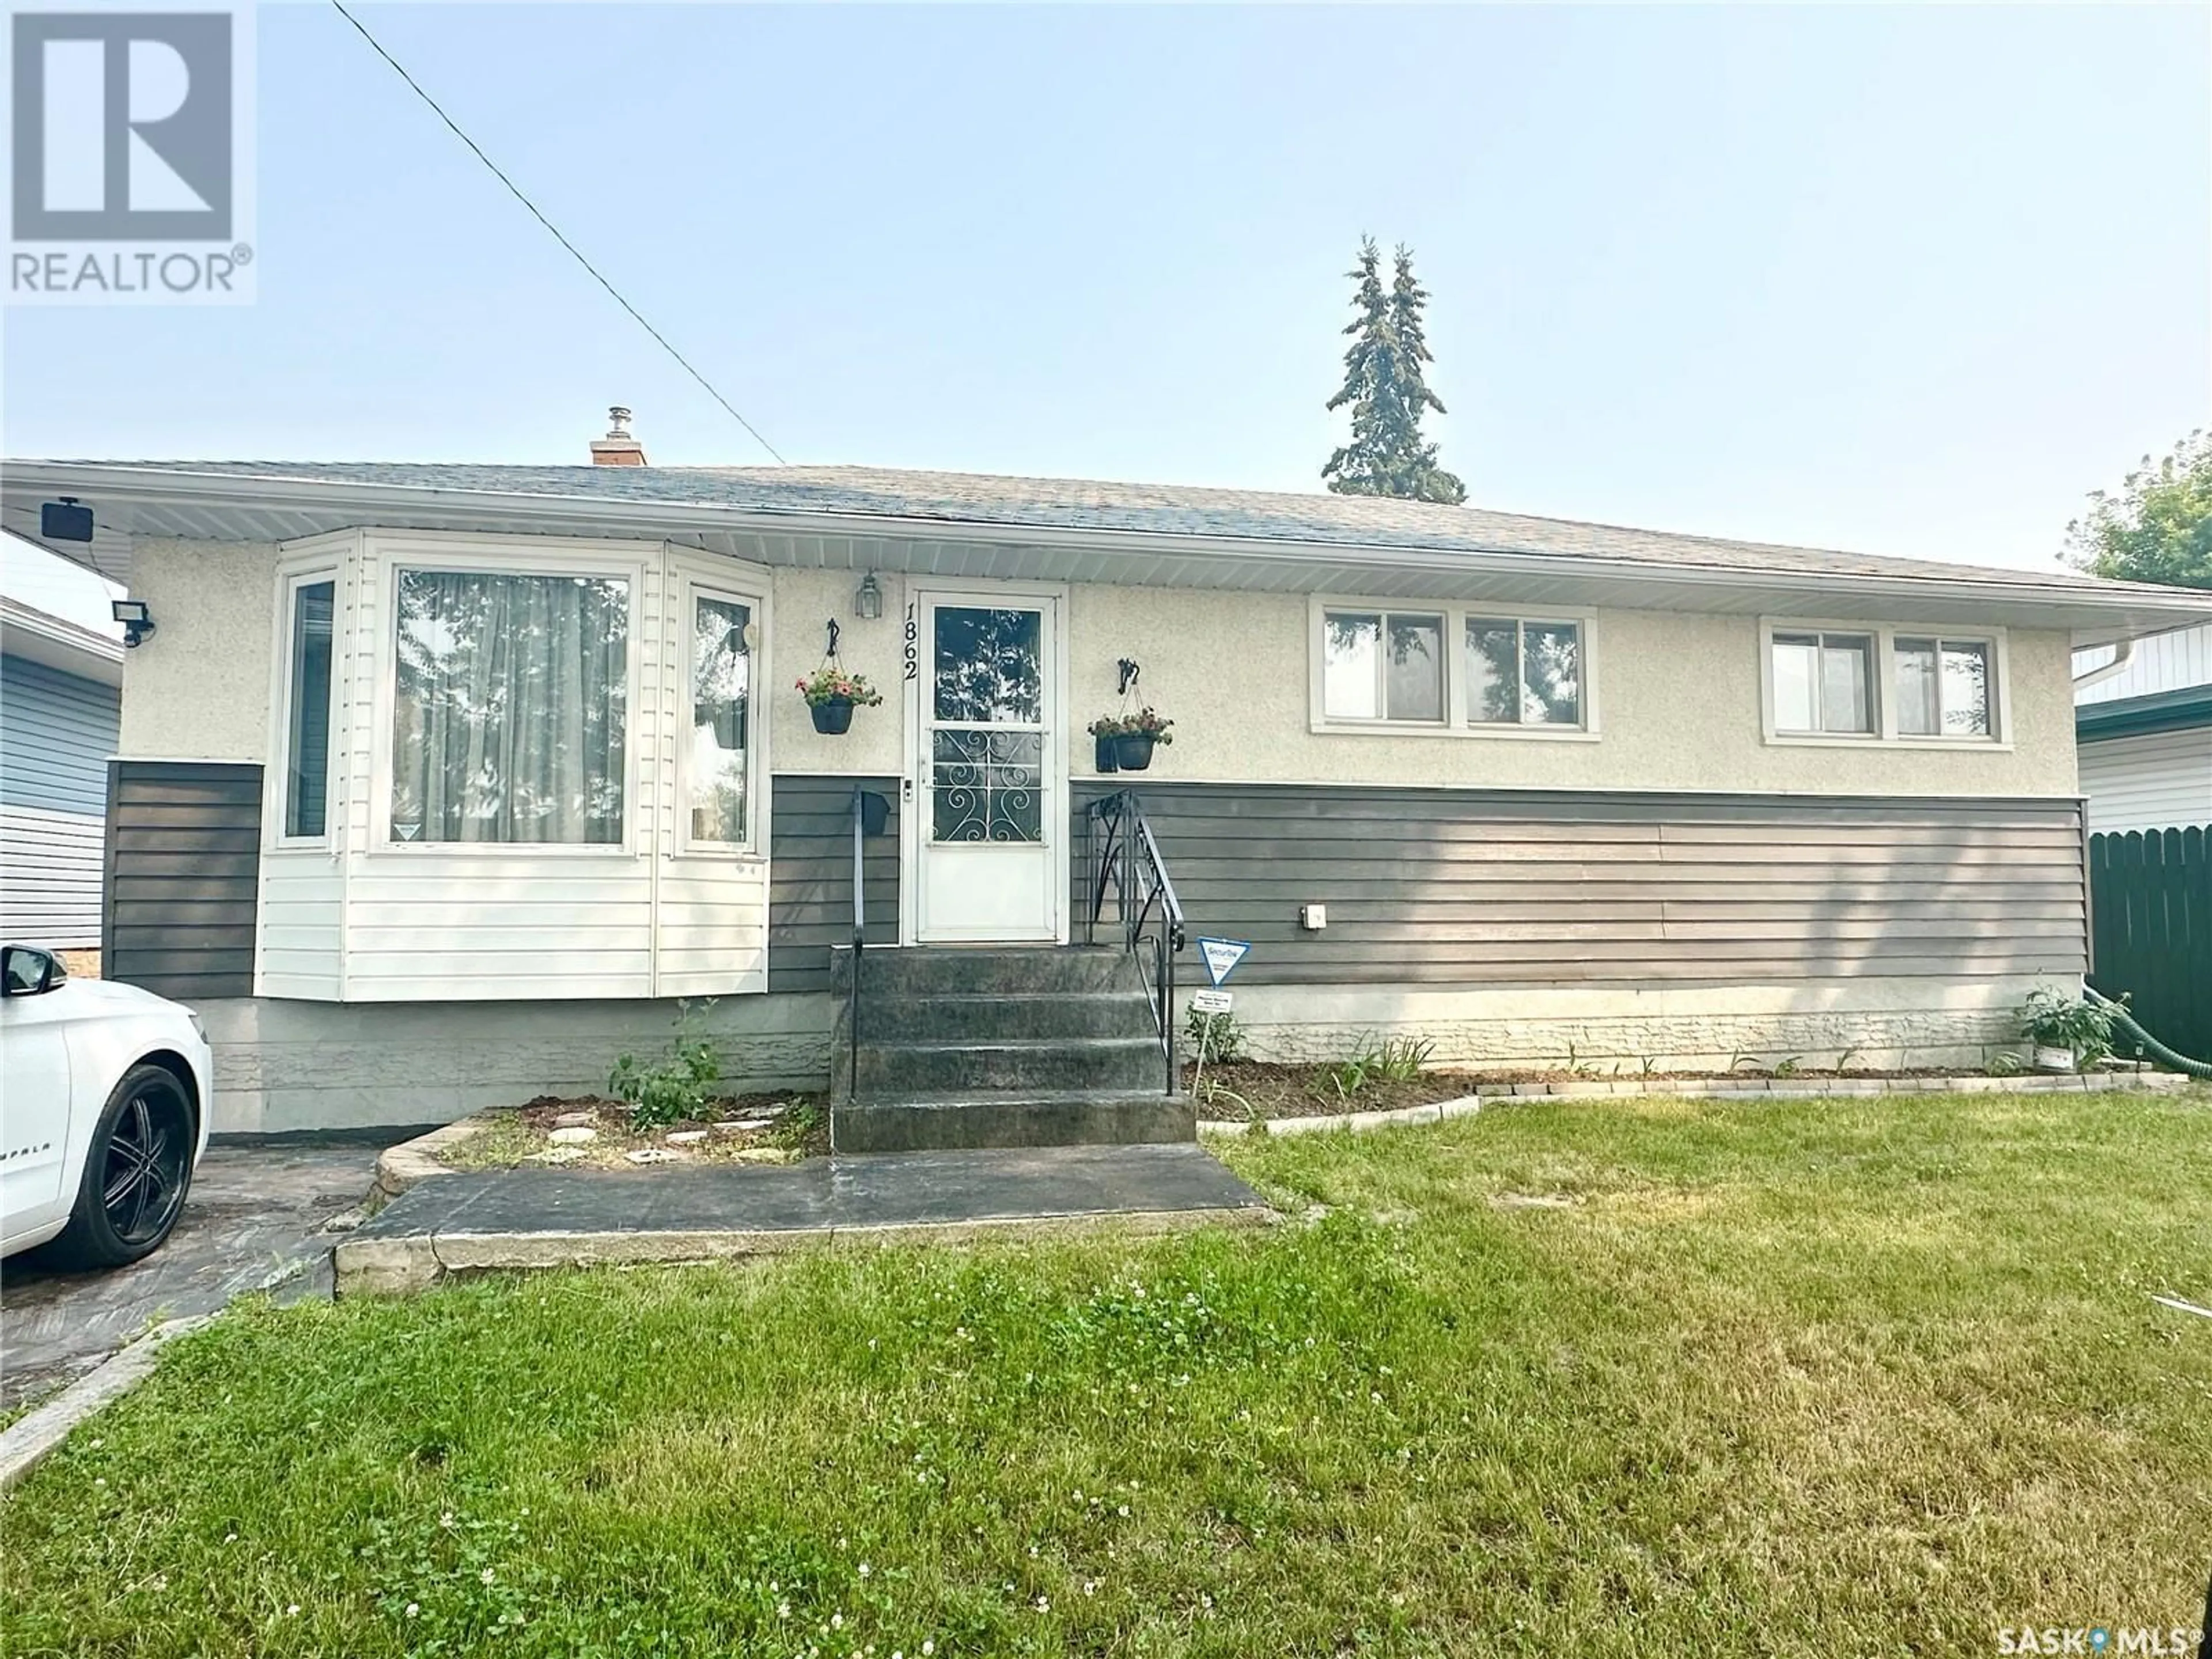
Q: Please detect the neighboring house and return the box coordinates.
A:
[6,434,2211,1134]
[2073,623,2211,833]
[0,590,123,950]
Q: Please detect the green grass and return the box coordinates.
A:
[5,1090,2209,1656]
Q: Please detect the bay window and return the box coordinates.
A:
[280,575,335,840]
[1315,600,1593,734]
[687,590,754,847]
[389,569,630,844]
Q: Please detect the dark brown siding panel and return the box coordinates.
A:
[1074,783,2086,988]
[103,760,262,999]
[768,775,901,994]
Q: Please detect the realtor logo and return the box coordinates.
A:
[7,5,255,303]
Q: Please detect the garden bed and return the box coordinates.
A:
[1182,1059,2151,1121]
[438,1092,830,1172]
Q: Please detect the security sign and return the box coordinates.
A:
[1195,937,1250,987]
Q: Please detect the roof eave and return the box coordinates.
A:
[8,460,2211,645]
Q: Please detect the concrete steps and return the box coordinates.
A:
[830,946,1184,1153]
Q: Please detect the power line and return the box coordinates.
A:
[329,0,786,464]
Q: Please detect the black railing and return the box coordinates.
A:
[1082,789,1186,1096]
[846,784,866,1103]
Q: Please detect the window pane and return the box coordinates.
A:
[690,595,751,843]
[1941,640,1992,736]
[391,571,628,844]
[1771,634,1819,733]
[1465,620,1520,724]
[1894,638,1938,736]
[933,607,1041,725]
[283,580,334,839]
[1384,614,1445,721]
[1521,622,1581,725]
[931,729,1043,843]
[1820,637,1873,733]
[1323,612,1381,721]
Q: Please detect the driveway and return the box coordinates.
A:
[0,1139,385,1413]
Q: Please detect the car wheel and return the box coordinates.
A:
[42,1063,198,1270]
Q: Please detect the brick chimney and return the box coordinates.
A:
[590,406,647,466]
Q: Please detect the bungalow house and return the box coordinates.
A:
[7,423,2211,1138]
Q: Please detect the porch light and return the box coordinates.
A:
[854,572,883,620]
[111,597,155,649]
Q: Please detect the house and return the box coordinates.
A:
[1,538,124,957]
[2073,622,2211,833]
[7,422,2211,1136]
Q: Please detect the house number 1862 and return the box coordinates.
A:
[903,603,919,681]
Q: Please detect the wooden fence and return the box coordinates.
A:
[2088,827,2211,1060]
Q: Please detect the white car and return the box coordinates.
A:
[1,944,212,1267]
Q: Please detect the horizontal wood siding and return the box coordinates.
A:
[105,760,262,998]
[0,803,105,946]
[0,655,120,816]
[1075,783,2086,987]
[768,775,900,994]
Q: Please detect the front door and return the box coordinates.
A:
[911,590,1063,942]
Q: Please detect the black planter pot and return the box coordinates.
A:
[810,698,854,736]
[1112,732,1156,771]
[1093,733,1119,773]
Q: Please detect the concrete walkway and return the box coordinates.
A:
[337,1143,1273,1295]
[1,1139,384,1412]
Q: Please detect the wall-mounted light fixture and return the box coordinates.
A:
[111,598,155,649]
[854,572,883,620]
[41,497,93,542]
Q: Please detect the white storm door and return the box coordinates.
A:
[914,593,1061,942]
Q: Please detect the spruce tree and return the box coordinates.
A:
[1323,238,1467,505]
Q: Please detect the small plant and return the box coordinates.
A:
[1729,1050,1764,1074]
[1564,1040,1593,1079]
[1368,1035,1434,1082]
[794,665,884,709]
[1184,1003,1248,1065]
[608,1001,722,1131]
[1638,1055,1659,1081]
[1986,1047,2025,1077]
[1196,1078,1252,1116]
[2017,987,2117,1073]
[1836,1047,1863,1074]
[1772,1055,1804,1079]
[1119,706,1175,745]
[1324,1052,1373,1103]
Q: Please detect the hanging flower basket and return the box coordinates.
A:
[797,666,882,737]
[1091,707,1173,773]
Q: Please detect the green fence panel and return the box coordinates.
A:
[2088,826,2211,1060]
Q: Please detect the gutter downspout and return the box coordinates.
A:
[2071,636,2136,691]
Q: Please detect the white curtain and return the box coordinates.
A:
[391,571,628,844]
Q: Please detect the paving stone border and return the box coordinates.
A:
[1196,1070,2194,1138]
[366,1118,483,1211]
[0,1315,210,1492]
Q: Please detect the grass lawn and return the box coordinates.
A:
[5,1090,2208,1657]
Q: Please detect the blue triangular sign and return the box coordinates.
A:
[1196,937,1250,987]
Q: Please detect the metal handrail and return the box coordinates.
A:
[1082,789,1186,1095]
[847,784,865,1103]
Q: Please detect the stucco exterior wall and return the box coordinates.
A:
[116,535,2079,798]
[119,537,278,762]
[1068,585,2080,798]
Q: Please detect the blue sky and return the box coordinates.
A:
[3,3,2207,574]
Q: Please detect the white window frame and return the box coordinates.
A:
[265,544,348,853]
[369,536,649,857]
[1759,619,2011,749]
[1307,596,1600,741]
[672,560,772,860]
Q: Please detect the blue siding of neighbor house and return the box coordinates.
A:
[1,653,120,816]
